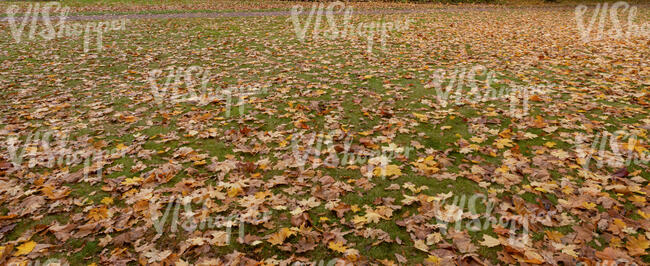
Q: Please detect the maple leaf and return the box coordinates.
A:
[550,149,570,160]
[352,215,367,225]
[143,249,172,263]
[469,136,485,143]
[426,233,442,245]
[425,255,441,265]
[0,245,8,258]
[412,112,428,122]
[478,234,501,247]
[120,115,138,123]
[626,234,650,256]
[372,164,401,178]
[494,138,513,149]
[344,248,360,262]
[254,190,272,199]
[365,211,383,223]
[545,230,564,242]
[115,143,129,152]
[267,232,285,246]
[87,206,110,222]
[41,185,70,200]
[209,231,230,246]
[101,197,114,205]
[267,228,295,246]
[413,239,428,252]
[14,241,36,256]
[328,241,347,253]
[411,156,440,175]
[552,242,578,257]
[121,177,143,186]
[529,94,543,102]
[533,115,547,128]
[227,186,243,197]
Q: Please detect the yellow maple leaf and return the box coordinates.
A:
[101,197,114,205]
[425,255,441,265]
[345,248,360,261]
[328,241,347,253]
[544,142,556,148]
[0,245,7,257]
[279,227,296,238]
[267,228,295,246]
[359,130,373,136]
[412,112,428,122]
[552,242,578,257]
[545,230,564,242]
[115,143,129,151]
[610,237,622,248]
[494,138,513,149]
[227,186,243,197]
[614,218,627,228]
[626,234,650,256]
[373,164,401,177]
[88,206,110,222]
[469,136,484,143]
[267,232,285,246]
[41,185,70,200]
[352,215,367,225]
[14,241,36,256]
[582,202,596,210]
[254,190,272,199]
[365,211,383,224]
[628,195,646,204]
[411,156,440,175]
[121,177,142,186]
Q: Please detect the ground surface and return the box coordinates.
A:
[0,1,649,265]
[0,0,645,16]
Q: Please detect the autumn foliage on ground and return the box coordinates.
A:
[0,1,649,265]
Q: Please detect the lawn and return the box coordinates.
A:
[0,2,649,265]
